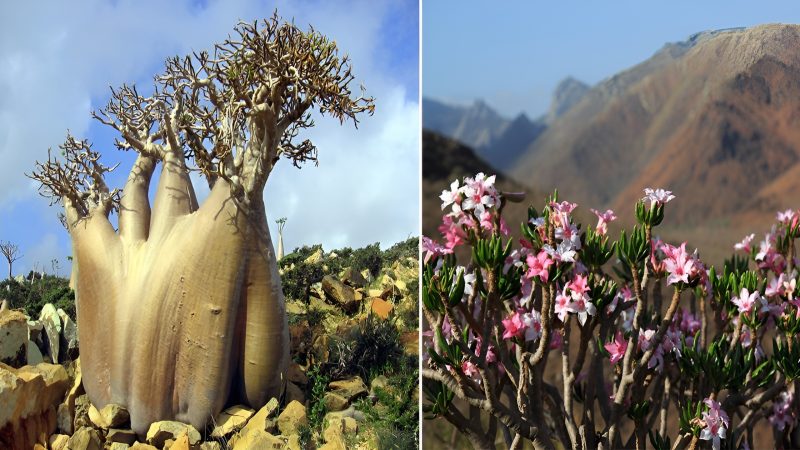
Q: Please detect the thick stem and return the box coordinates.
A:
[119,154,156,243]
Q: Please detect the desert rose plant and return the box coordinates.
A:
[28,13,373,435]
[422,173,800,450]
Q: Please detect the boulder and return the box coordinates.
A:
[321,418,347,449]
[328,376,368,402]
[167,430,192,450]
[56,358,84,434]
[130,444,159,450]
[370,375,389,396]
[0,362,70,449]
[304,248,323,264]
[321,275,358,312]
[324,406,366,423]
[369,298,393,319]
[49,434,69,450]
[56,308,79,361]
[284,300,306,315]
[210,404,255,439]
[0,309,28,367]
[277,400,307,436]
[88,403,129,429]
[199,442,222,450]
[38,304,61,364]
[235,397,280,444]
[67,426,102,450]
[322,392,348,411]
[108,443,131,450]
[232,429,285,449]
[146,421,201,448]
[106,428,138,445]
[340,267,368,288]
[308,297,337,314]
[26,340,44,365]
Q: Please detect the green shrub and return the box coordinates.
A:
[325,315,402,380]
[356,362,419,450]
[0,275,75,320]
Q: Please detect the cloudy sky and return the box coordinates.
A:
[0,0,419,277]
[424,0,800,118]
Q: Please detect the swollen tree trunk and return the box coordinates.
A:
[73,167,288,434]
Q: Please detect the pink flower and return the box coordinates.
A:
[440,179,463,214]
[555,223,582,250]
[422,236,451,263]
[604,331,628,364]
[526,250,554,282]
[765,274,785,298]
[439,215,467,250]
[590,208,617,235]
[734,233,755,253]
[522,310,542,342]
[502,311,525,340]
[700,398,729,450]
[662,242,704,286]
[777,209,799,227]
[461,360,479,378]
[643,188,675,208]
[462,173,499,215]
[566,294,596,326]
[731,288,759,315]
[769,391,796,431]
[567,274,590,297]
[550,201,577,227]
[555,287,571,322]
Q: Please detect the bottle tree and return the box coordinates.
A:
[29,13,373,435]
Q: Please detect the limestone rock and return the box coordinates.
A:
[146,421,201,448]
[368,298,393,319]
[210,404,255,439]
[284,300,306,315]
[67,426,102,450]
[57,308,79,361]
[167,430,192,450]
[325,406,366,423]
[232,428,285,449]
[106,428,138,445]
[130,444,159,450]
[57,359,84,434]
[237,397,280,440]
[340,267,368,288]
[286,434,302,450]
[304,248,323,264]
[199,442,222,450]
[328,376,367,402]
[38,304,62,364]
[26,339,44,365]
[48,434,69,450]
[88,403,129,429]
[321,275,358,312]
[108,443,131,450]
[0,362,70,450]
[0,309,28,367]
[277,400,307,436]
[73,394,92,430]
[322,392,348,411]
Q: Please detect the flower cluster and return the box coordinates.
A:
[423,173,800,450]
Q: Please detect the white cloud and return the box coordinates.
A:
[0,0,419,269]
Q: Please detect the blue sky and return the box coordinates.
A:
[0,0,419,277]
[424,0,800,118]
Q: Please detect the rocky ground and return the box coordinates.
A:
[0,239,419,450]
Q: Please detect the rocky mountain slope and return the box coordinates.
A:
[507,24,800,264]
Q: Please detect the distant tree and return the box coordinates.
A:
[0,241,22,279]
[276,217,287,259]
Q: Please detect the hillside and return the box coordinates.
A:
[510,24,800,264]
[422,130,544,244]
